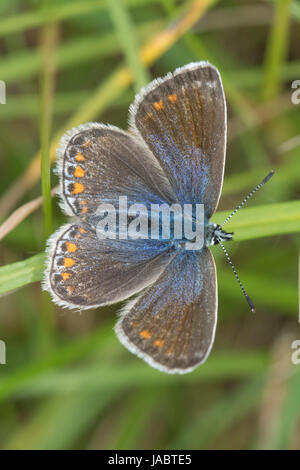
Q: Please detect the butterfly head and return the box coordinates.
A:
[205,223,233,246]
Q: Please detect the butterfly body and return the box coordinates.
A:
[45,61,229,374]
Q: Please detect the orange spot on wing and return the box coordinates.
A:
[144,112,153,120]
[74,166,85,178]
[72,182,85,194]
[75,152,85,162]
[168,93,177,103]
[140,329,151,339]
[153,100,164,110]
[64,257,76,268]
[61,272,71,281]
[78,227,87,233]
[153,339,164,348]
[67,286,74,294]
[65,241,78,253]
[166,347,174,355]
[80,201,88,214]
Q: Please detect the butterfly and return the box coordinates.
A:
[44,62,272,374]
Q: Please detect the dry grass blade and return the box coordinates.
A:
[257,331,295,449]
[0,186,58,241]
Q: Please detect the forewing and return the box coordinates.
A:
[130,62,226,215]
[44,222,175,309]
[115,249,217,373]
[57,123,176,217]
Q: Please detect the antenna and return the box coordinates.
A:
[217,239,255,312]
[221,170,275,227]
[217,170,275,312]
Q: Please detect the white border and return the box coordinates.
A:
[43,223,84,310]
[55,122,137,217]
[43,222,175,312]
[129,61,227,216]
[115,249,218,375]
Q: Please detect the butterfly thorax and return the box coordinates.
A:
[205,223,233,246]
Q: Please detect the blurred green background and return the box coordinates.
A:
[0,0,300,450]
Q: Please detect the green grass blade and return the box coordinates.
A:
[3,390,119,450]
[291,0,300,20]
[0,0,157,37]
[40,23,57,239]
[262,0,292,100]
[213,200,300,241]
[0,321,115,403]
[110,389,162,449]
[170,376,264,449]
[273,370,300,449]
[234,61,300,89]
[220,268,297,315]
[107,0,150,91]
[0,350,268,401]
[0,90,135,120]
[0,253,45,295]
[0,21,161,84]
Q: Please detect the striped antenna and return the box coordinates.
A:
[217,239,255,312]
[221,170,275,227]
[218,170,275,312]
